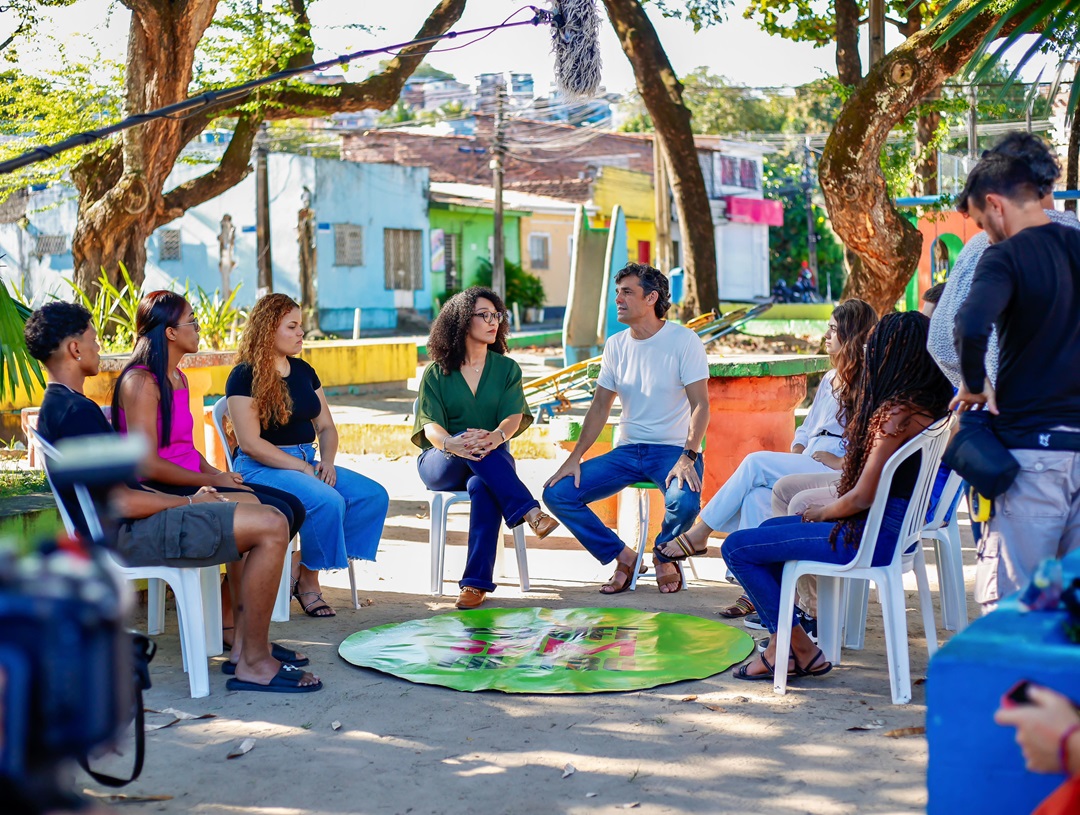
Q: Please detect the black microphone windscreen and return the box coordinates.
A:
[549,0,603,100]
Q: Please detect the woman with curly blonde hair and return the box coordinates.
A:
[226,294,388,617]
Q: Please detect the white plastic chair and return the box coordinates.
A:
[412,399,530,596]
[771,419,952,705]
[428,490,530,596]
[625,481,695,591]
[31,429,221,699]
[212,397,358,613]
[921,469,968,632]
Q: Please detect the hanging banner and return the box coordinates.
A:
[339,607,754,694]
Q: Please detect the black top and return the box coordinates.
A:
[36,384,136,538]
[955,222,1080,439]
[225,357,323,446]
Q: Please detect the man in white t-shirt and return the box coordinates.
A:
[543,263,710,594]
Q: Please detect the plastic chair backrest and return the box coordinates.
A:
[211,397,233,471]
[834,416,953,573]
[926,468,964,530]
[28,427,102,541]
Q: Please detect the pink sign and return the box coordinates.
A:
[726,196,784,227]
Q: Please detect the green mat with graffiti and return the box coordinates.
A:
[338,607,755,693]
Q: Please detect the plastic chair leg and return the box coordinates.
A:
[772,563,800,696]
[816,575,845,665]
[912,548,938,658]
[430,494,446,596]
[347,560,359,610]
[877,572,913,705]
[628,489,649,592]
[844,578,870,650]
[935,518,967,632]
[174,570,211,699]
[199,566,223,658]
[271,536,296,623]
[147,577,166,635]
[511,525,530,592]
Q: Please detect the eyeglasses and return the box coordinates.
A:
[472,311,505,325]
[176,319,200,332]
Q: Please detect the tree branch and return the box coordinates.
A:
[156,112,258,228]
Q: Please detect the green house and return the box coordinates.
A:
[429,182,526,301]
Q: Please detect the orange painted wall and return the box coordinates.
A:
[914,210,984,294]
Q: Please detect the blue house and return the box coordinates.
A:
[0,154,432,333]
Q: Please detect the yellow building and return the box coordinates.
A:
[511,190,597,309]
[590,166,657,267]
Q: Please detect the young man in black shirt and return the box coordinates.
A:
[25,302,321,693]
[952,146,1080,613]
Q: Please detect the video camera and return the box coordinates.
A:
[0,434,152,814]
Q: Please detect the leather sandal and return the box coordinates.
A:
[656,568,683,594]
[718,595,755,618]
[794,647,833,678]
[600,561,646,595]
[657,533,708,561]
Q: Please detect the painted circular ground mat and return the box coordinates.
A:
[338,607,755,693]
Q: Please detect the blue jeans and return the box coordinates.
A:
[542,443,704,565]
[417,444,539,593]
[722,498,909,634]
[233,443,388,571]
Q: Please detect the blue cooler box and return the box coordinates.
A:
[927,552,1080,814]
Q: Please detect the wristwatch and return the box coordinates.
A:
[682,449,699,462]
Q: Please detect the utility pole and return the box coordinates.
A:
[490,79,507,300]
[802,137,824,300]
[255,122,273,297]
[868,0,885,67]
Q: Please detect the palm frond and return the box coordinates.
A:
[0,275,44,401]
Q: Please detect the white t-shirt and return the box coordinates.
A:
[596,322,710,448]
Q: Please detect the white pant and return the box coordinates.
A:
[699,450,833,533]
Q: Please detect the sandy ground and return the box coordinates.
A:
[83,454,977,815]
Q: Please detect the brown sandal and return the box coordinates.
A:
[656,569,683,594]
[600,561,647,595]
[718,595,755,618]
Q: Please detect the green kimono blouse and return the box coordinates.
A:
[411,353,533,450]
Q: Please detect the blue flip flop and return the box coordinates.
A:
[225,663,323,693]
[221,644,309,674]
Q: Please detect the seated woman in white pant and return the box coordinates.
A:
[656,299,878,604]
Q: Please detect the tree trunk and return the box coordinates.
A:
[914,104,941,196]
[820,1,1015,314]
[1067,82,1080,214]
[69,0,466,297]
[834,0,862,86]
[602,0,718,318]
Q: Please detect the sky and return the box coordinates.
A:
[9,0,1059,95]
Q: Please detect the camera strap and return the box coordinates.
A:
[80,633,156,788]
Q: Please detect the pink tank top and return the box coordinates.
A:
[117,366,202,473]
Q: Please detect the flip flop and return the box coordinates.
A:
[718,595,755,618]
[221,647,310,675]
[658,533,708,562]
[794,647,834,678]
[225,663,323,694]
[222,640,310,666]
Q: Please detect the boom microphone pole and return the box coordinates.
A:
[0,1,604,177]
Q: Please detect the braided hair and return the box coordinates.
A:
[831,312,953,546]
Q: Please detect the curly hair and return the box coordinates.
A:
[427,287,509,375]
[111,291,188,445]
[831,312,954,547]
[829,298,879,426]
[237,293,301,429]
[615,262,671,318]
[24,301,92,361]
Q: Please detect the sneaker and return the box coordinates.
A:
[796,609,819,641]
[743,613,765,630]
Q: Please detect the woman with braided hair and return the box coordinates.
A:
[723,312,953,681]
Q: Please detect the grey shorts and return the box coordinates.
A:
[116,502,240,568]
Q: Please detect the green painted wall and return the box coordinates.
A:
[429,205,523,300]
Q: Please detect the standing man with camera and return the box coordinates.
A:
[543,263,710,594]
[951,144,1080,613]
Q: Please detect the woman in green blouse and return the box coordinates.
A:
[413,287,558,609]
